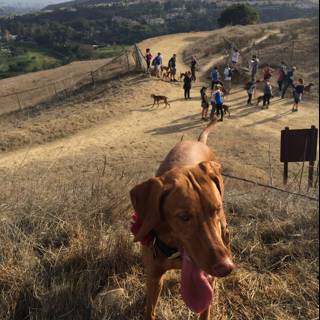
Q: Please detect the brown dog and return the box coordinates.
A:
[222,104,231,117]
[160,65,170,76]
[180,72,187,80]
[304,83,314,94]
[130,118,234,320]
[162,70,171,81]
[151,94,170,108]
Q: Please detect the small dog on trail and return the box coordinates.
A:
[304,83,314,94]
[151,94,171,108]
[256,95,274,106]
[222,104,231,118]
[180,72,187,80]
[161,65,170,75]
[162,70,172,81]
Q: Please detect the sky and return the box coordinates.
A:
[0,0,68,7]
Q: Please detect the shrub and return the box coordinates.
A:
[218,4,260,27]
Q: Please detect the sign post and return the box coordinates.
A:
[281,126,318,188]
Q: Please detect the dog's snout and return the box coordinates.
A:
[211,257,235,278]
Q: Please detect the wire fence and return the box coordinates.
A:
[0,44,146,116]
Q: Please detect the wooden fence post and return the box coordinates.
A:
[283,127,289,185]
[308,125,317,189]
[15,93,22,111]
[91,71,95,87]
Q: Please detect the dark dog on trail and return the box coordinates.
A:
[222,104,231,117]
[256,95,274,106]
[180,72,187,80]
[151,94,171,108]
[304,83,314,94]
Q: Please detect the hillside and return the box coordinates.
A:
[0,19,318,320]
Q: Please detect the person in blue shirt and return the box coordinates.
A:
[153,52,163,78]
[210,84,224,121]
[211,66,220,90]
[281,66,296,98]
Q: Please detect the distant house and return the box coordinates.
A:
[1,30,17,42]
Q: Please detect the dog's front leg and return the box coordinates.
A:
[145,273,164,320]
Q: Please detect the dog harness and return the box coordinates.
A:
[131,213,181,260]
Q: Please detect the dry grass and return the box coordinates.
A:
[0,156,318,320]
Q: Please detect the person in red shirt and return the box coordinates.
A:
[145,48,153,72]
[277,62,287,93]
[263,64,273,81]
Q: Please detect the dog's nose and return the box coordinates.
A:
[211,258,235,278]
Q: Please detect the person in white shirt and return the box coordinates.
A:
[223,65,232,94]
[231,48,240,65]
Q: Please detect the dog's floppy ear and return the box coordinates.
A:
[130,177,164,242]
[198,161,224,197]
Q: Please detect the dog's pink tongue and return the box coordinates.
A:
[181,250,213,314]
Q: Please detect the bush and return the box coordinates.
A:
[218,4,259,27]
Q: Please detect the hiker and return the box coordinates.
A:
[263,64,273,81]
[281,66,296,99]
[211,66,220,90]
[262,80,273,109]
[231,48,240,66]
[223,65,232,94]
[292,78,305,112]
[249,55,259,81]
[145,48,153,72]
[277,62,286,93]
[153,52,163,78]
[245,80,255,106]
[211,84,224,121]
[191,56,197,81]
[200,87,209,120]
[168,54,177,82]
[183,71,192,100]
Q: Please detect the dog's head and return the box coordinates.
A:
[130,161,234,278]
[151,94,155,98]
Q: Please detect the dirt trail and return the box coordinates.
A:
[0,31,318,174]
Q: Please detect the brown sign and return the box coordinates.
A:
[281,126,318,163]
[281,126,318,187]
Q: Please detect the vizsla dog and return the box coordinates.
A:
[151,94,171,108]
[304,83,314,94]
[130,118,235,320]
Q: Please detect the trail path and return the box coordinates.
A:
[0,31,318,180]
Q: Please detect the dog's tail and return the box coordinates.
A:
[198,116,218,145]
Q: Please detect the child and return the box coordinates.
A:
[183,71,192,100]
[245,80,255,106]
[145,48,152,72]
[292,78,304,112]
[262,80,273,109]
[211,85,224,121]
[200,87,209,120]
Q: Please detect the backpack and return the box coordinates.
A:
[245,81,252,90]
[151,58,156,66]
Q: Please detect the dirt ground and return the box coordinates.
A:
[0,19,318,320]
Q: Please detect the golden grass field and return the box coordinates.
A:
[0,18,319,320]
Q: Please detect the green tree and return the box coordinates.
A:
[218,4,259,27]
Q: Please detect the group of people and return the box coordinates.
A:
[145,47,306,118]
[244,56,305,111]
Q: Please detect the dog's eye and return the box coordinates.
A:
[177,212,191,222]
